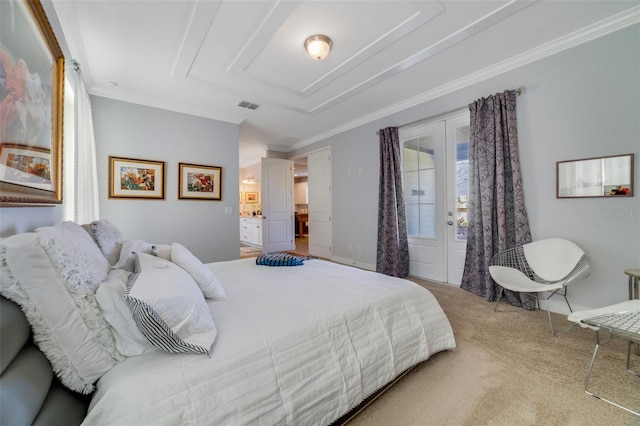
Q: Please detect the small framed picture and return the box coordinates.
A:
[109,156,165,199]
[245,191,259,204]
[0,143,52,191]
[178,163,222,200]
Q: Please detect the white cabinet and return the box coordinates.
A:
[240,217,262,247]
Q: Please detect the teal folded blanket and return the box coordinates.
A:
[255,253,309,266]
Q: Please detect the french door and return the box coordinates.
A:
[400,111,469,285]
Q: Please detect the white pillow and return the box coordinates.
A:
[113,240,171,272]
[125,253,217,355]
[37,221,110,293]
[171,243,227,300]
[0,232,121,394]
[82,219,124,266]
[95,269,155,357]
[150,243,171,260]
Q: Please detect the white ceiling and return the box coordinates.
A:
[51,0,639,167]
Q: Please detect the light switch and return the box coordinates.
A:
[225,207,233,215]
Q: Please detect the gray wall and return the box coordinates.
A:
[291,24,640,313]
[91,97,240,263]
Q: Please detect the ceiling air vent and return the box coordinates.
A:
[238,101,260,110]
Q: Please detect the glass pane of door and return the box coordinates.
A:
[454,124,470,241]
[403,135,435,238]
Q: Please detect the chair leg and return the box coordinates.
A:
[541,287,576,337]
[627,341,640,376]
[493,287,505,312]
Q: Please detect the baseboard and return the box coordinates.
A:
[330,256,376,271]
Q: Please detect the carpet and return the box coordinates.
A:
[347,279,639,426]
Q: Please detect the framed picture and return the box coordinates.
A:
[245,191,259,204]
[0,0,65,206]
[557,153,634,198]
[178,163,222,200]
[109,156,165,199]
[0,144,52,191]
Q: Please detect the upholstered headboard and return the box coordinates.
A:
[0,296,88,425]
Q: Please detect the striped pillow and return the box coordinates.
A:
[256,252,306,266]
[124,253,216,355]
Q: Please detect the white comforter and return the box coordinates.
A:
[84,258,456,425]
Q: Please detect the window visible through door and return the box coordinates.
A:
[453,124,470,241]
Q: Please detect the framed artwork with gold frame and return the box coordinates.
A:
[178,163,222,200]
[0,0,65,206]
[109,156,165,200]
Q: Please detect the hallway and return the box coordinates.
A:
[294,236,308,255]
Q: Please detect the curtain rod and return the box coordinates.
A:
[376,85,526,135]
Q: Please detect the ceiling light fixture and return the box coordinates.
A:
[304,35,332,61]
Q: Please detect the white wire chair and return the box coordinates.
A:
[489,238,591,336]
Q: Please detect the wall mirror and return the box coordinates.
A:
[0,0,65,206]
[557,153,634,198]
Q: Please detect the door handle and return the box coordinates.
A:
[447,221,454,226]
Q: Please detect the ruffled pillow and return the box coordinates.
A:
[82,219,124,266]
[0,228,121,394]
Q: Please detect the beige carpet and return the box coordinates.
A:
[348,279,639,426]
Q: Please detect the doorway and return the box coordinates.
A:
[400,111,469,285]
[293,158,309,255]
[292,147,332,258]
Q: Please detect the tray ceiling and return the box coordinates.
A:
[51,0,639,166]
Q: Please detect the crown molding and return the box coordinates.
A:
[291,5,640,152]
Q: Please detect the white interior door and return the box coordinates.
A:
[401,111,469,285]
[307,148,332,258]
[261,158,294,253]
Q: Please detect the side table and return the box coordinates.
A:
[581,309,640,416]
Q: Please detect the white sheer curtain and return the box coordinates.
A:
[63,64,99,223]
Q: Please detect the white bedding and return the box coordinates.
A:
[83,258,456,425]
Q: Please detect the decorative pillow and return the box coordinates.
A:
[113,240,171,272]
[95,268,155,357]
[37,221,110,293]
[81,219,124,266]
[124,253,217,355]
[171,243,227,300]
[0,232,121,394]
[256,252,307,266]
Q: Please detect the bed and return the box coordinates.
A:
[0,220,456,425]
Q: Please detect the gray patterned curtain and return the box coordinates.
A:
[376,127,410,278]
[460,90,535,309]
